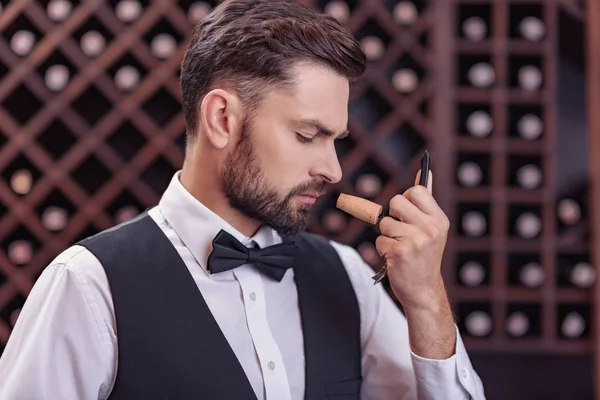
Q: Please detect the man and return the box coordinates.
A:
[0,0,486,399]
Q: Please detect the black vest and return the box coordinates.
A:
[78,214,362,399]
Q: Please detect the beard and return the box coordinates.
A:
[221,120,327,235]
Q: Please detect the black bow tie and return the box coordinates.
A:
[207,230,297,281]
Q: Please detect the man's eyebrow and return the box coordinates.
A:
[297,119,350,139]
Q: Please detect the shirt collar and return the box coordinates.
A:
[158,171,282,271]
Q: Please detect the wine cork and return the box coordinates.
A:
[336,193,383,225]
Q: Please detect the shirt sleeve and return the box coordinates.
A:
[0,246,115,400]
[330,241,486,400]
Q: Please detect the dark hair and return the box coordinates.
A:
[179,0,366,140]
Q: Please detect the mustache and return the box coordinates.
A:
[288,180,328,197]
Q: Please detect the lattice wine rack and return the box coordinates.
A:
[0,0,599,390]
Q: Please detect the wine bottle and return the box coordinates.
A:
[459,260,486,287]
[515,212,542,239]
[519,261,545,288]
[393,1,418,26]
[10,30,36,57]
[322,210,347,234]
[517,113,543,140]
[189,2,212,23]
[568,262,596,289]
[462,16,487,42]
[561,311,586,338]
[10,169,33,195]
[518,16,545,42]
[360,36,385,61]
[457,161,483,188]
[355,173,382,198]
[324,1,350,23]
[80,31,106,58]
[150,33,177,60]
[115,0,142,23]
[45,64,70,92]
[465,310,492,337]
[518,65,543,91]
[506,311,530,337]
[467,62,495,88]
[115,205,139,224]
[392,69,419,94]
[47,0,72,22]
[357,242,381,266]
[557,198,582,226]
[41,206,68,232]
[115,65,141,92]
[461,211,487,237]
[7,240,33,265]
[516,164,542,190]
[466,110,493,138]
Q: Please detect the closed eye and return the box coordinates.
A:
[296,133,314,144]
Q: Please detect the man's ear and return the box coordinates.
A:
[199,89,242,149]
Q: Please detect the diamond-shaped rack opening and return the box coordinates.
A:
[143,17,184,50]
[35,49,78,91]
[71,155,113,195]
[457,152,491,187]
[34,187,77,222]
[509,4,544,39]
[3,85,44,125]
[107,189,147,226]
[457,4,492,40]
[355,18,393,52]
[37,119,77,160]
[456,252,491,287]
[508,203,542,238]
[0,293,26,329]
[0,153,42,196]
[71,85,113,125]
[557,303,590,339]
[141,156,177,195]
[1,14,43,47]
[107,120,147,161]
[107,52,149,82]
[142,88,181,128]
[457,103,492,137]
[72,224,100,244]
[508,104,543,138]
[71,15,114,46]
[334,133,357,160]
[1,225,43,259]
[0,58,8,80]
[507,252,541,286]
[378,123,426,167]
[175,131,186,154]
[349,158,391,199]
[0,128,7,149]
[316,0,359,13]
[507,154,543,188]
[508,54,543,89]
[349,87,392,132]
[457,54,492,87]
[0,270,6,287]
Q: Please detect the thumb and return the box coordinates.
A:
[415,169,433,194]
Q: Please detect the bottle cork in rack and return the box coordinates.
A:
[336,194,383,225]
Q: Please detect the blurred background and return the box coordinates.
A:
[0,0,598,399]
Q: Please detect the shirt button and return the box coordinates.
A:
[249,292,257,302]
[267,361,275,371]
[461,369,468,379]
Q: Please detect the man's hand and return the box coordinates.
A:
[375,170,456,359]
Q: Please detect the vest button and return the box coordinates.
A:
[250,292,257,302]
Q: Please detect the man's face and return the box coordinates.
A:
[221,63,350,235]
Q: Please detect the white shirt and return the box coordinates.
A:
[0,172,486,400]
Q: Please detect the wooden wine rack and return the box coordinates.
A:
[0,0,597,395]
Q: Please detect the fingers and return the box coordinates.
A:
[379,216,420,239]
[388,194,425,224]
